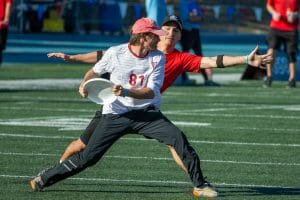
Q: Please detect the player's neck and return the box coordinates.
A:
[157,42,175,54]
[129,44,148,57]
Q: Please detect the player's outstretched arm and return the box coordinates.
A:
[200,46,272,69]
[47,51,103,64]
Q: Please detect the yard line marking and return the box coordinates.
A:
[2,104,300,118]
[0,174,297,189]
[1,152,299,166]
[0,118,210,131]
[123,137,300,147]
[0,106,93,113]
[164,111,300,120]
[0,115,299,132]
[1,132,299,147]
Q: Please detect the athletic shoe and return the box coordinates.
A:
[192,181,218,198]
[263,77,272,88]
[29,176,44,192]
[287,79,296,88]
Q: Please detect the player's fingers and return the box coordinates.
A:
[47,53,54,58]
[261,54,273,63]
[249,45,259,57]
[113,85,122,96]
[78,87,88,98]
[47,53,62,58]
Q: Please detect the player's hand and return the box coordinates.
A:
[47,52,71,62]
[78,82,88,98]
[113,85,123,96]
[287,10,298,23]
[247,46,273,68]
[272,11,280,21]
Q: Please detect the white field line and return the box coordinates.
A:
[0,106,93,113]
[1,151,299,166]
[1,105,300,120]
[0,119,210,131]
[0,174,297,189]
[1,132,299,148]
[164,111,300,120]
[0,114,299,133]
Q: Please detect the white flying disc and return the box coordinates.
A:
[83,78,116,105]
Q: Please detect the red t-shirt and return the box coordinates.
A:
[0,0,12,29]
[160,49,202,93]
[268,0,299,31]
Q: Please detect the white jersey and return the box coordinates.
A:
[93,43,165,114]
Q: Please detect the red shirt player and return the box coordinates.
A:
[0,0,12,65]
[264,0,299,88]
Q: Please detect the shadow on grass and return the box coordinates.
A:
[43,181,189,194]
[217,185,300,197]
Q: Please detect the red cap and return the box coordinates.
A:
[131,18,166,36]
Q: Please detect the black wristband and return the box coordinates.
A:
[216,55,224,68]
[96,51,103,61]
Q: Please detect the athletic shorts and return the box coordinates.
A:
[80,109,102,145]
[0,28,8,50]
[267,28,298,54]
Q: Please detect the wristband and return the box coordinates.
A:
[245,55,249,65]
[216,55,224,68]
[96,51,103,61]
[122,89,129,97]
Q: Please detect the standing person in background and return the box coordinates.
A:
[0,0,12,66]
[179,0,220,86]
[264,0,299,88]
[61,0,77,33]
[145,0,167,26]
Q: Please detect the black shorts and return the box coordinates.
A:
[0,28,8,50]
[41,107,204,188]
[180,28,202,56]
[267,28,298,54]
[80,109,103,145]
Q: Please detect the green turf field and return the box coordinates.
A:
[0,64,299,199]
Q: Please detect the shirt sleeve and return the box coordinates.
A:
[180,52,202,72]
[147,53,166,95]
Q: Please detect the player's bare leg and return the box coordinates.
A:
[60,139,86,162]
[263,48,275,88]
[167,145,188,173]
[287,62,296,88]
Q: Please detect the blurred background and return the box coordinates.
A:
[3,0,300,81]
[11,0,268,34]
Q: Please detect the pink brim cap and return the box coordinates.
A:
[149,29,167,36]
[131,18,167,36]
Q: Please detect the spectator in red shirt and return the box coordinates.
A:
[0,0,12,66]
[264,0,299,88]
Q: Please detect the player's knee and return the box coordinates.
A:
[288,52,296,63]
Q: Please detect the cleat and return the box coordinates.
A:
[29,176,44,192]
[287,79,296,88]
[193,181,218,198]
[263,77,272,88]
